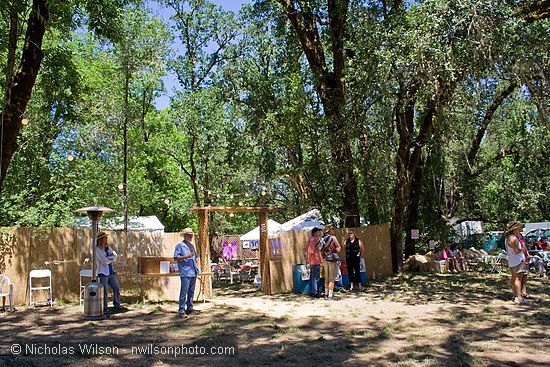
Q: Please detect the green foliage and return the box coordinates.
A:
[1,0,549,239]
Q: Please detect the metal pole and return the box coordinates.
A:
[92,217,98,281]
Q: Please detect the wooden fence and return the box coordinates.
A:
[268,223,393,293]
[0,223,392,304]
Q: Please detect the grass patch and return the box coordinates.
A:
[200,322,224,338]
[496,317,513,328]
[271,326,301,339]
[378,325,394,339]
[344,330,376,339]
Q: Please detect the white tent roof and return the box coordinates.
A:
[277,209,325,233]
[74,215,165,231]
[240,219,283,241]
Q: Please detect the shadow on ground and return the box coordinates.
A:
[0,273,548,367]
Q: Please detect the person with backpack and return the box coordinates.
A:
[321,224,341,300]
[306,227,323,298]
[345,231,364,291]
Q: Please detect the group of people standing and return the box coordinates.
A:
[93,228,200,317]
[306,225,365,300]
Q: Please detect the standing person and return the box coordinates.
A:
[505,221,528,304]
[345,231,364,291]
[174,227,199,318]
[95,231,122,314]
[321,225,341,300]
[306,227,323,298]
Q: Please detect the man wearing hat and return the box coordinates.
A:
[174,228,199,317]
[505,220,528,304]
[95,231,122,313]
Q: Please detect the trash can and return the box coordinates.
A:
[292,264,310,294]
[84,280,104,317]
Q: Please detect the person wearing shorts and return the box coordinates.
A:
[505,221,528,304]
[321,225,341,300]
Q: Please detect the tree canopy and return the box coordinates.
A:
[1,0,548,270]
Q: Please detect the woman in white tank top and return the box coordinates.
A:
[505,221,528,304]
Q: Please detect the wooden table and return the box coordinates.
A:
[138,272,213,303]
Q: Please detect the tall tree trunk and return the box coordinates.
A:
[1,0,49,191]
[279,0,360,227]
[390,77,459,272]
[404,157,424,257]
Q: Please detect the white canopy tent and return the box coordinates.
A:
[240,219,283,241]
[74,215,165,232]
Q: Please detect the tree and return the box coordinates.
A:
[277,0,361,227]
[0,0,129,192]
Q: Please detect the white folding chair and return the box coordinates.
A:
[29,269,53,307]
[79,269,93,306]
[490,252,508,273]
[0,274,14,312]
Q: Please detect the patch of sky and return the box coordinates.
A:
[146,0,251,110]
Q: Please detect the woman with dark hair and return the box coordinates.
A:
[345,231,364,291]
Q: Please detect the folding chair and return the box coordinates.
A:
[0,274,14,312]
[489,252,508,273]
[219,262,241,283]
[79,269,93,306]
[29,269,53,307]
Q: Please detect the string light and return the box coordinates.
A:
[229,213,235,218]
[164,198,170,205]
[67,154,74,161]
[196,185,271,204]
[21,118,29,125]
[118,183,124,190]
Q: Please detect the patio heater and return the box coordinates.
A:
[76,206,114,318]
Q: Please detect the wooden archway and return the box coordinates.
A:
[191,206,281,298]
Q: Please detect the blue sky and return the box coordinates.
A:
[149,0,252,109]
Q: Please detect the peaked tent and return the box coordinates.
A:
[240,219,283,241]
[277,209,325,234]
[74,215,165,232]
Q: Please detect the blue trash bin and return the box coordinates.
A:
[293,264,310,294]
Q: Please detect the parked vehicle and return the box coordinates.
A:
[524,228,550,251]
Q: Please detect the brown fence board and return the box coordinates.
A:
[0,224,392,304]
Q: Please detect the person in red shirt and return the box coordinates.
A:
[306,227,323,298]
[438,243,459,273]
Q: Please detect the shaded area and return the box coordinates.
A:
[0,273,548,366]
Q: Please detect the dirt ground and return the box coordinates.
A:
[1,272,549,367]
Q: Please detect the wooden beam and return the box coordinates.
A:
[197,208,211,299]
[191,206,282,213]
[259,211,271,294]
